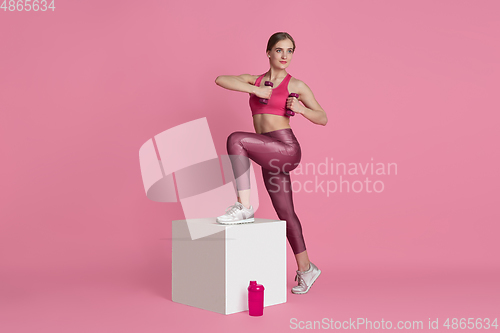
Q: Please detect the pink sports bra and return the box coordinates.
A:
[249,73,292,118]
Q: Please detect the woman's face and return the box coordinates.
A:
[267,39,294,69]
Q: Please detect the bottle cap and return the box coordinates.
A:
[248,280,265,291]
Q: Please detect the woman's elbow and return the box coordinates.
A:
[321,112,328,126]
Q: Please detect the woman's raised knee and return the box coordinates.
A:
[227,131,245,145]
[227,131,246,154]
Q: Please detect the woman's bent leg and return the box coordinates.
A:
[226,128,306,254]
[226,130,301,191]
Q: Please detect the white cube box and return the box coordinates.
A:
[172,218,287,315]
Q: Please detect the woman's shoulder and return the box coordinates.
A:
[289,75,304,84]
[289,76,306,93]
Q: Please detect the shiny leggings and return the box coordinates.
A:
[226,128,306,254]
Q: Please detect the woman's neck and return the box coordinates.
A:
[266,68,288,81]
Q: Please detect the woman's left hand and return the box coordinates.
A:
[286,96,306,115]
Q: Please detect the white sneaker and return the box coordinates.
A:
[216,202,255,224]
[291,262,321,294]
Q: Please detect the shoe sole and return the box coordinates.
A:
[291,269,321,294]
[216,217,255,225]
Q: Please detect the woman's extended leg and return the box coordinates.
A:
[261,166,307,256]
[225,128,320,293]
[227,129,307,253]
[262,167,312,271]
[294,250,311,272]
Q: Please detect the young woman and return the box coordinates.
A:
[214,32,327,294]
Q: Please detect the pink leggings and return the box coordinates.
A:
[226,128,306,254]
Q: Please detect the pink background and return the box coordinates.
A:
[1,0,499,332]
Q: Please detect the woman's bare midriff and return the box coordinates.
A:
[253,114,291,134]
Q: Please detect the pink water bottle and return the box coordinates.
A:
[286,93,299,116]
[248,281,264,316]
[259,81,273,104]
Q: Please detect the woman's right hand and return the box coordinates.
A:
[253,86,273,99]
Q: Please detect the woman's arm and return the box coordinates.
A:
[215,74,257,94]
[289,80,328,126]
